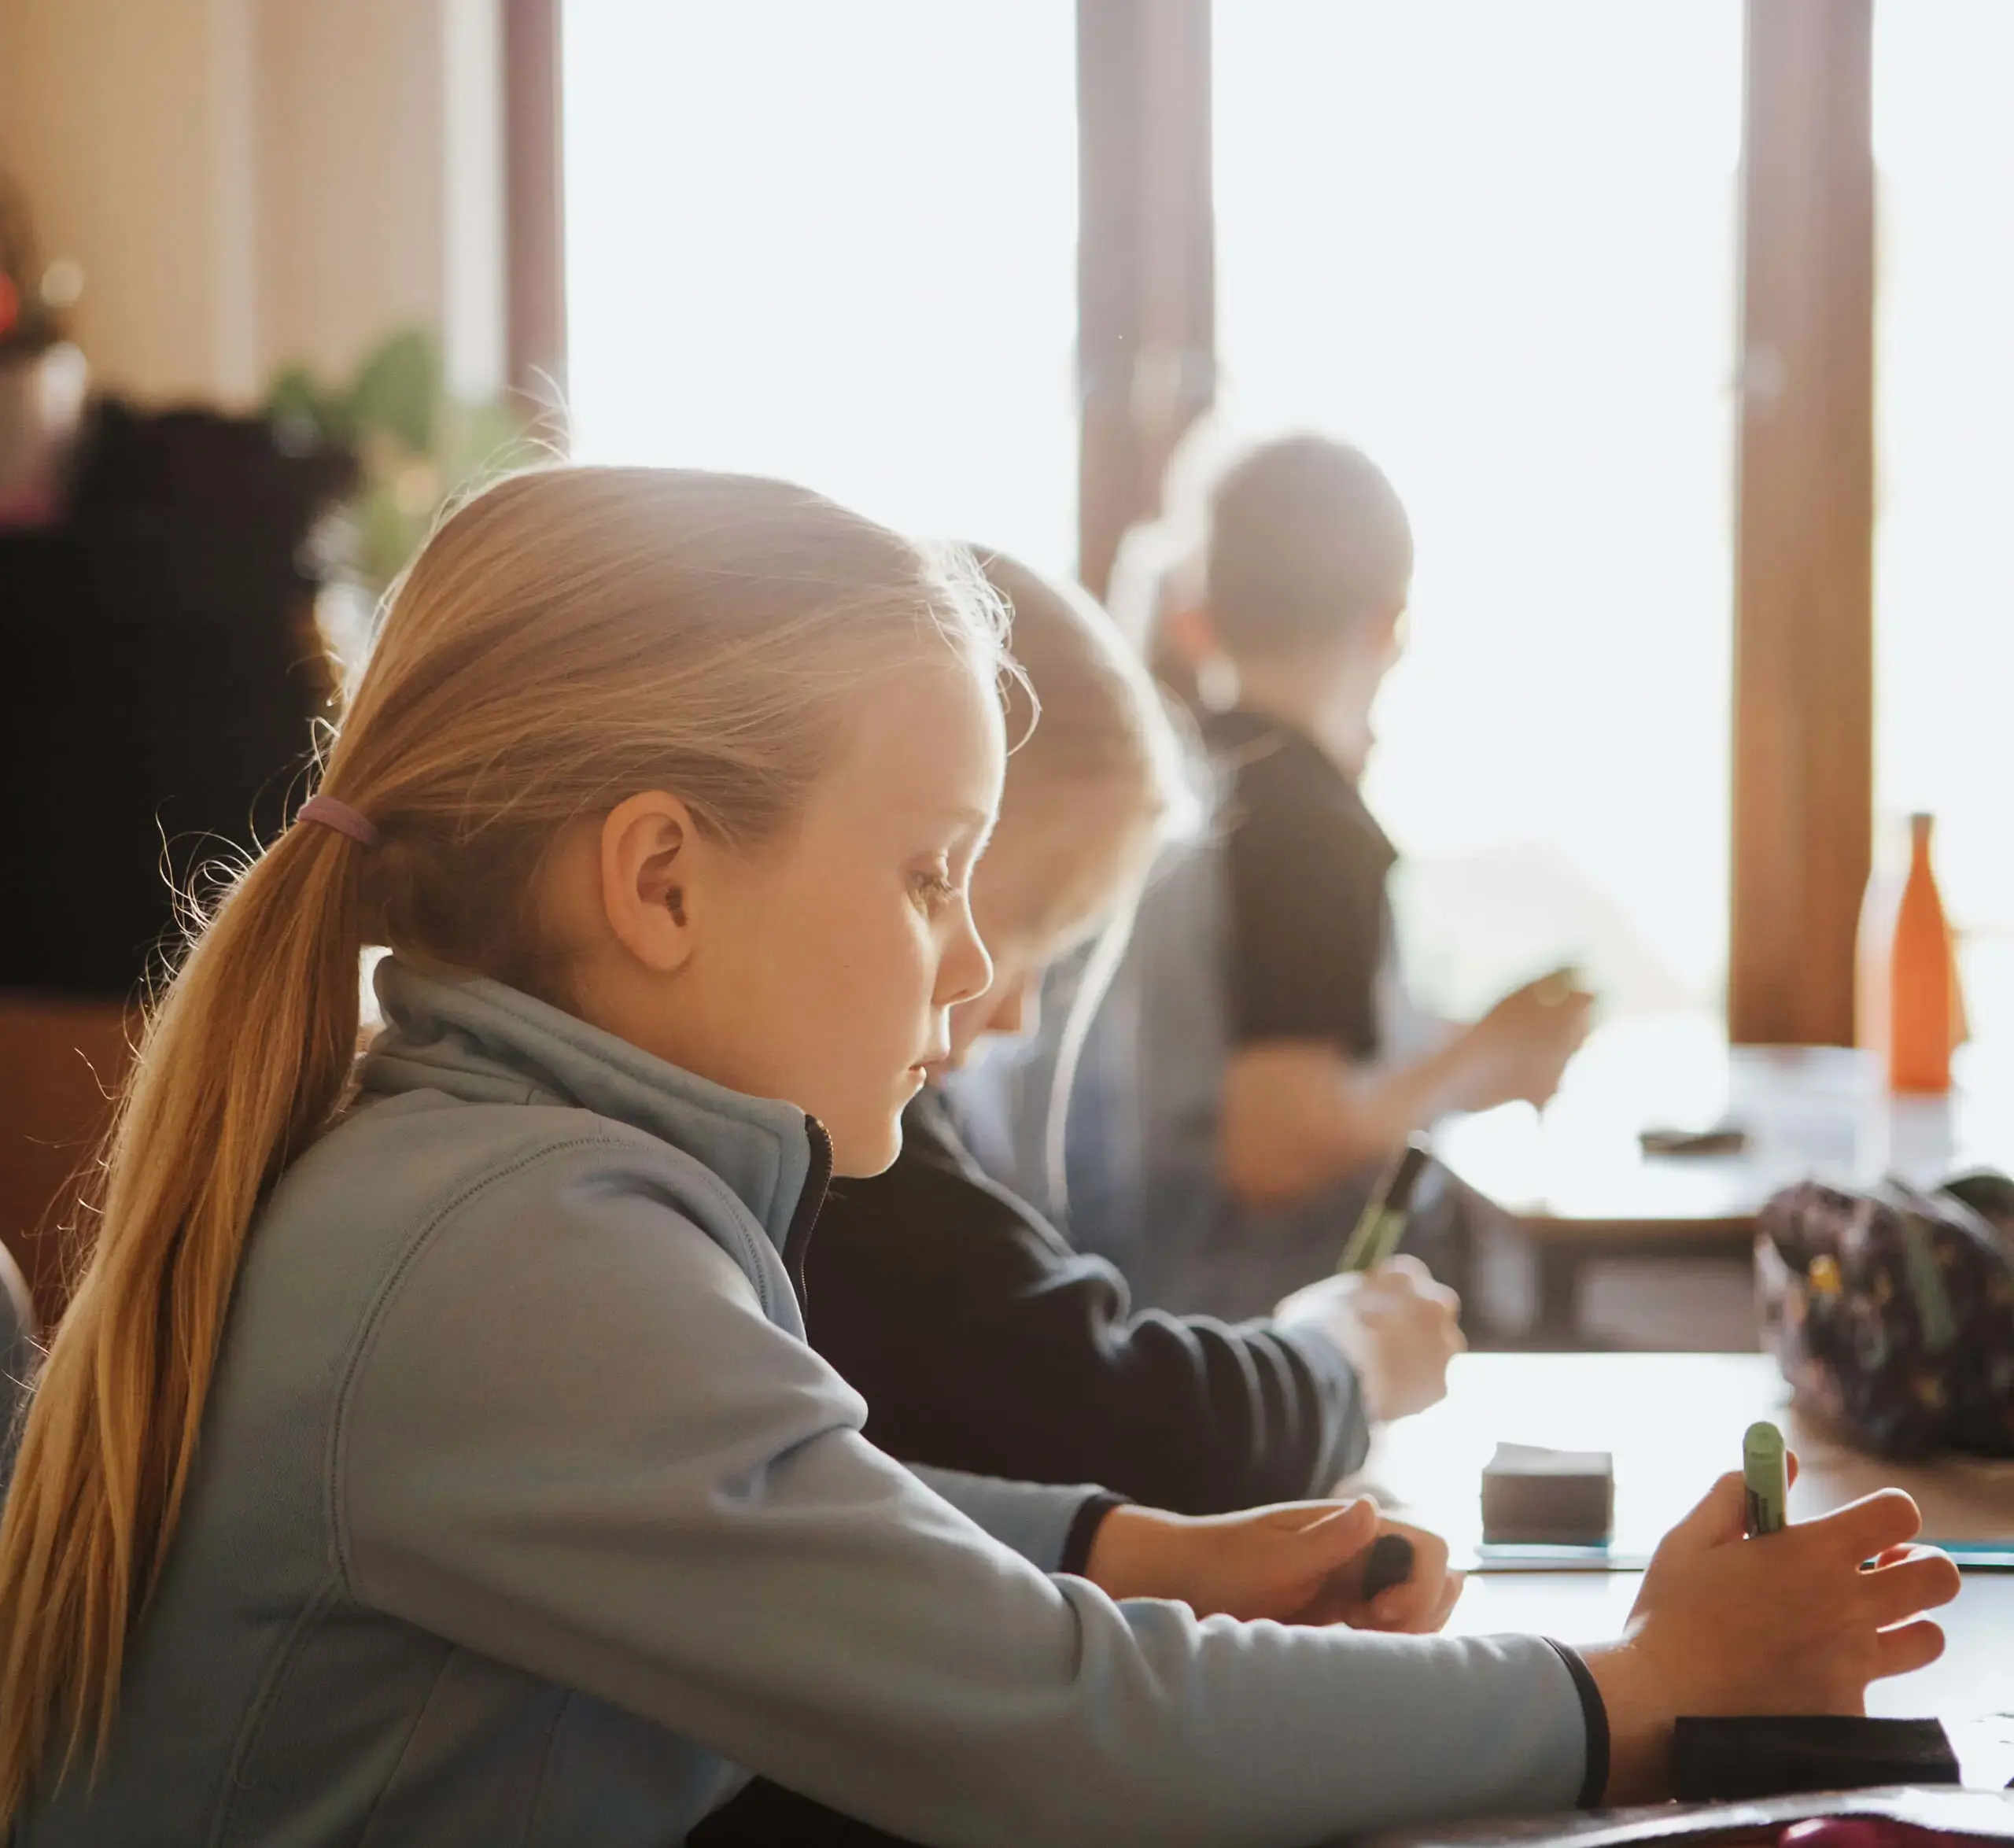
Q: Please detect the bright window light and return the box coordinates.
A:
[1872,0,2014,1060]
[561,1,1079,574]
[1213,1,1743,1020]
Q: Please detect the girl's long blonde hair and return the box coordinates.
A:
[0,467,1005,1820]
[977,548,1186,843]
[969,548,1193,1214]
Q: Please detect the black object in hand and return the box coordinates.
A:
[1359,1533,1415,1600]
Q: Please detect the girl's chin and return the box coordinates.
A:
[830,1116,906,1181]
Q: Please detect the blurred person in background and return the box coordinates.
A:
[968,434,1592,1333]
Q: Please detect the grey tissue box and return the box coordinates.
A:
[1480,1442,1615,1546]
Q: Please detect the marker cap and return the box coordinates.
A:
[1743,1419,1788,1536]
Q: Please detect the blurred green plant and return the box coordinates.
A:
[265,326,528,596]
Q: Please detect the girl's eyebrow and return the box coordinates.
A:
[903,803,995,858]
[913,804,994,840]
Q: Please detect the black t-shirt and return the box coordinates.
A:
[799,1087,1366,1518]
[1204,707,1398,1062]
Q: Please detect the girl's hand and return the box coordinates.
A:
[1276,1255,1466,1422]
[1583,1468,1962,1804]
[1083,1499,1462,1632]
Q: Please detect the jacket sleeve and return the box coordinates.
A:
[906,1464,1121,1575]
[338,1140,1588,1848]
[809,1149,1370,1515]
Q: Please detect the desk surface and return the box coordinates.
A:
[1434,1016,2014,1240]
[1365,1354,2014,1784]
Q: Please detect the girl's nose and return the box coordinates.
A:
[938,905,994,1009]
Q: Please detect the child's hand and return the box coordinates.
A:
[1082,1499,1462,1632]
[1457,973,1594,1111]
[1582,1468,1962,1804]
[1275,1256,1466,1422]
[1330,1518,1463,1633]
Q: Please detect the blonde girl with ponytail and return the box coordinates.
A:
[0,469,1957,1847]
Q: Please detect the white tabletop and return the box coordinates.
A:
[1357,1353,2014,1786]
[1433,1016,2014,1238]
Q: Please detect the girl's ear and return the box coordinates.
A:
[599,790,703,974]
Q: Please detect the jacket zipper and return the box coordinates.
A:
[781,1116,832,1311]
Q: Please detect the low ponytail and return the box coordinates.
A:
[0,815,367,1813]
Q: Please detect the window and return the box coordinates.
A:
[562,0,1079,574]
[1212,1,1744,1020]
[1873,0,2014,1060]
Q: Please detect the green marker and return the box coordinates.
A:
[1338,1138,1431,1273]
[1743,1420,1788,1536]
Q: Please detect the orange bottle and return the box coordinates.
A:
[1884,813,1958,1093]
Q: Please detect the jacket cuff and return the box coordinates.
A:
[1060,1492,1128,1578]
[1271,1321,1374,1486]
[1544,1640,1610,1808]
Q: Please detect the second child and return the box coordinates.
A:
[797,548,1465,1518]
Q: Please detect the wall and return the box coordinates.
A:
[0,0,504,407]
[0,0,255,400]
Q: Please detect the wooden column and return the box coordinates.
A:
[503,0,567,408]
[1075,0,1215,596]
[1729,0,1876,1046]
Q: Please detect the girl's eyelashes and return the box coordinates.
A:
[909,866,959,914]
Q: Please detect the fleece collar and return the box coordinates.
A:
[360,957,817,1259]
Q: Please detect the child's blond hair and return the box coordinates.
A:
[979,547,1186,874]
[0,467,1006,1819]
[972,548,1193,1212]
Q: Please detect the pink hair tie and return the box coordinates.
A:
[297,793,381,848]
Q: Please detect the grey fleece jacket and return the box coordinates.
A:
[15,961,1593,1848]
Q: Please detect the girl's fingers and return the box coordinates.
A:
[1872,1617,1947,1681]
[1818,1489,1924,1566]
[1666,1470,1751,1551]
[1367,1529,1454,1632]
[1396,1522,1448,1573]
[1301,1587,1358,1627]
[1374,1567,1463,1635]
[1369,1581,1427,1629]
[1301,1499,1384,1569]
[1379,1571,1463,1634]
[1665,1456,1802,1558]
[1859,1549,1962,1628]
